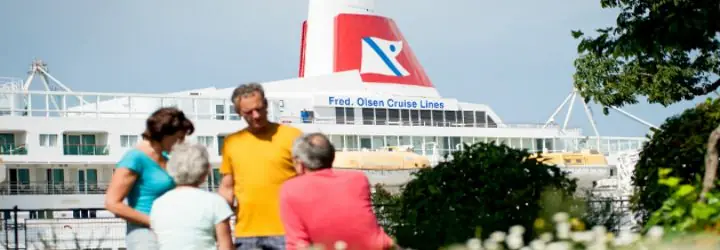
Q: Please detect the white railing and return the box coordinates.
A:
[0,89,582,131]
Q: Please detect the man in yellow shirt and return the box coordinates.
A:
[219,83,303,250]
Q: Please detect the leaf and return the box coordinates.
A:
[674,185,696,197]
[658,168,673,178]
[691,202,717,220]
[660,177,681,187]
[571,30,584,39]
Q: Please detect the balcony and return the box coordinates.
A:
[62,144,109,156]
[0,143,27,155]
[0,131,27,155]
[62,132,109,156]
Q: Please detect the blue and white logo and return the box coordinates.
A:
[360,37,410,77]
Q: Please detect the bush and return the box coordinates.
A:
[376,142,579,250]
[632,98,720,224]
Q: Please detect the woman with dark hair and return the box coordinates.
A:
[105,107,195,250]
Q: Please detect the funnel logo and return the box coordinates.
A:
[334,14,433,88]
[360,37,410,77]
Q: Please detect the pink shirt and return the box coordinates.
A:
[279,169,394,250]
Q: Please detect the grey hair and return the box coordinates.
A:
[292,133,335,170]
[166,143,210,186]
[231,82,266,104]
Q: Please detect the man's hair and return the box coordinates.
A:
[166,143,210,186]
[292,133,336,170]
[231,82,266,104]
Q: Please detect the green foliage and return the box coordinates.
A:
[631,98,720,224]
[571,0,720,113]
[646,168,720,234]
[375,142,578,250]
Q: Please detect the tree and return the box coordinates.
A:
[631,99,720,223]
[380,142,579,250]
[572,0,720,226]
[572,0,720,111]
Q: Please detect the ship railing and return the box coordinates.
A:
[0,182,223,195]
[0,182,110,195]
[0,89,584,132]
[62,144,110,156]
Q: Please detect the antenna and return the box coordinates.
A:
[22,59,90,110]
[543,87,658,149]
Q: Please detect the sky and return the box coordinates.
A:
[0,0,702,137]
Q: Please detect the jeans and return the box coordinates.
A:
[234,236,285,250]
[126,224,159,250]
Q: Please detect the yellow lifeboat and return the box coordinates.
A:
[333,146,431,170]
[529,149,608,167]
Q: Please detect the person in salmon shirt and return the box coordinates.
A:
[279,132,400,250]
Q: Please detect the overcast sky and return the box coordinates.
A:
[0,0,700,137]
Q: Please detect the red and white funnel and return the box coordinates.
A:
[299,0,433,89]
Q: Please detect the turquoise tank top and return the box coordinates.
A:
[116,149,175,215]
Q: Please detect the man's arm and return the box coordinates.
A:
[218,138,235,205]
[219,174,234,205]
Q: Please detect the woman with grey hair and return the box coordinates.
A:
[150,143,234,250]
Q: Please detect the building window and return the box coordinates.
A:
[196,136,214,147]
[39,134,58,147]
[120,135,139,148]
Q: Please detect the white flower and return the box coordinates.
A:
[570,231,594,242]
[552,212,569,223]
[556,222,570,240]
[530,239,546,250]
[466,238,482,250]
[546,242,570,250]
[510,225,526,235]
[484,239,500,250]
[490,231,507,242]
[539,233,553,243]
[507,235,524,249]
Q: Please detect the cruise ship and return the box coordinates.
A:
[0,0,650,249]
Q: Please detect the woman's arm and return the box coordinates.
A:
[215,218,234,250]
[104,168,150,226]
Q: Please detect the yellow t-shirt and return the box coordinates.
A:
[219,123,303,237]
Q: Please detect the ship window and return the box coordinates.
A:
[400,109,410,125]
[345,108,355,124]
[215,104,225,120]
[335,107,346,125]
[217,135,226,155]
[196,136,214,147]
[388,109,400,125]
[334,107,354,124]
[487,115,497,128]
[474,111,487,127]
[362,108,374,125]
[120,135,138,148]
[462,111,474,127]
[419,110,431,126]
[432,110,444,127]
[39,134,58,147]
[444,111,457,125]
[375,109,387,125]
[226,105,241,120]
